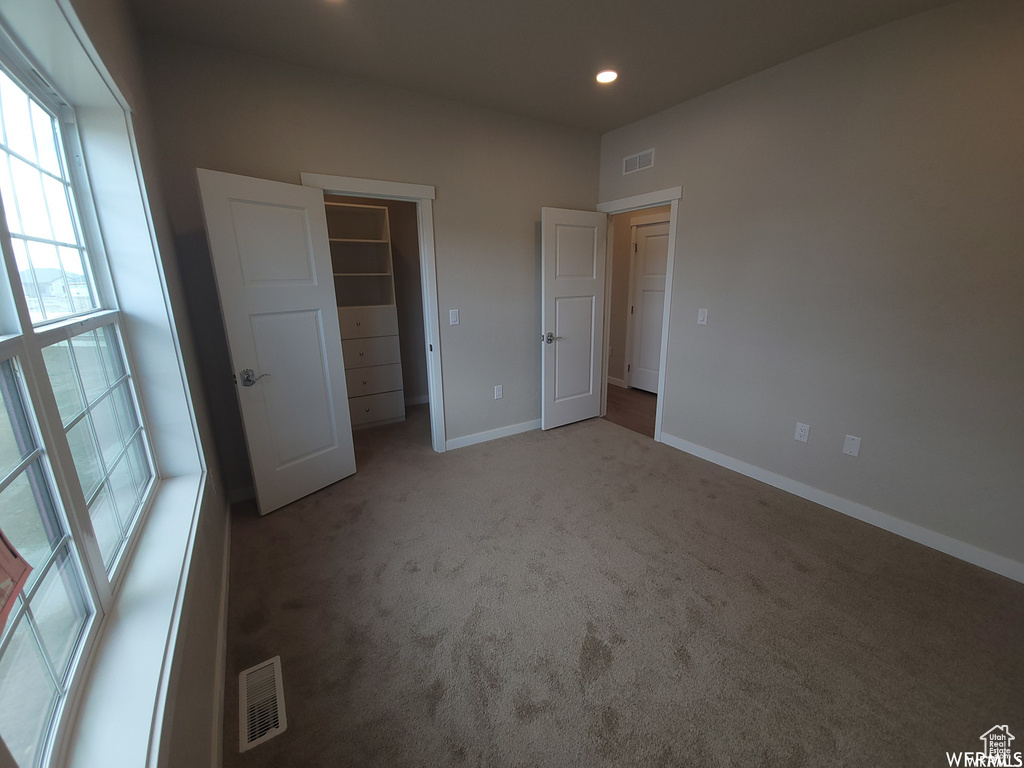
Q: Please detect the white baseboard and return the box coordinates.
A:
[446,419,541,451]
[210,512,230,767]
[405,394,429,406]
[659,432,1024,584]
[607,377,627,388]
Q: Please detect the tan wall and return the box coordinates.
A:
[599,0,1024,564]
[607,207,671,383]
[140,37,600,490]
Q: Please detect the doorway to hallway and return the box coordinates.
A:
[602,204,671,440]
[602,385,657,438]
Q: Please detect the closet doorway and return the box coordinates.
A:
[302,173,447,453]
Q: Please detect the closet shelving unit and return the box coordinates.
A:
[326,200,405,429]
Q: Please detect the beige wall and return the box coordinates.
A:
[599,0,1024,564]
[140,37,600,491]
[607,207,671,383]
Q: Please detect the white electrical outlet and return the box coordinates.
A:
[494,385,503,400]
[843,435,861,457]
[449,309,460,325]
[698,308,708,325]
[795,422,810,443]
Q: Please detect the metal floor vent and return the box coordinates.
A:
[239,656,287,752]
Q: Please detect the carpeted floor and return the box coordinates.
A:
[223,406,1024,767]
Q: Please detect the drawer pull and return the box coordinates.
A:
[355,321,361,326]
[362,380,367,385]
[364,408,371,412]
[359,351,364,356]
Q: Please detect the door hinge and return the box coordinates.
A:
[627,364,631,372]
[429,344,433,352]
[630,305,634,315]
[633,242,637,253]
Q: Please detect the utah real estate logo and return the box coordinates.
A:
[947,726,1021,767]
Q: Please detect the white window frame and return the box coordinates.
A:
[0,35,162,768]
[0,30,159,597]
[0,1,215,766]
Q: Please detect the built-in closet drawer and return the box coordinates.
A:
[345,363,403,399]
[342,336,401,369]
[349,390,405,427]
[338,305,399,340]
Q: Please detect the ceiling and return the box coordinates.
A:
[127,0,957,134]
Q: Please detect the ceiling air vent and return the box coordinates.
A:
[623,148,655,175]
[239,656,287,752]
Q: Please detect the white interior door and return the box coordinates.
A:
[629,221,670,393]
[197,169,356,514]
[541,207,607,430]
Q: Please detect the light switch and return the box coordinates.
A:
[698,308,708,325]
[449,309,460,325]
[843,435,861,457]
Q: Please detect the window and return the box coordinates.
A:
[0,360,90,768]
[0,46,154,768]
[0,68,97,324]
[41,326,151,572]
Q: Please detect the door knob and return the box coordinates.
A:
[239,368,270,387]
[543,332,563,344]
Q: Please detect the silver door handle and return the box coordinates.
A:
[543,332,563,344]
[239,368,270,387]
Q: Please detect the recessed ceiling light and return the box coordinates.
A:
[596,70,618,84]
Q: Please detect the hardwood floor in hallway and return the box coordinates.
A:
[603,384,657,438]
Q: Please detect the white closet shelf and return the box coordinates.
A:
[328,199,404,429]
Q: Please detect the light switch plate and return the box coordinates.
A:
[698,308,708,325]
[843,435,861,456]
[449,309,460,325]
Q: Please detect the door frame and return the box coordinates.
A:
[624,212,671,393]
[597,187,682,443]
[301,172,446,452]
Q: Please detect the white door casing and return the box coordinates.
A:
[197,168,356,514]
[629,221,670,393]
[541,207,607,430]
[299,172,446,453]
[597,187,682,442]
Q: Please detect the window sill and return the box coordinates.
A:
[61,472,210,767]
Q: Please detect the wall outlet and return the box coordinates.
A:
[449,309,460,325]
[794,422,810,443]
[494,385,503,400]
[843,435,861,457]
[698,308,708,325]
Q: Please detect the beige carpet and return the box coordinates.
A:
[223,406,1024,767]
